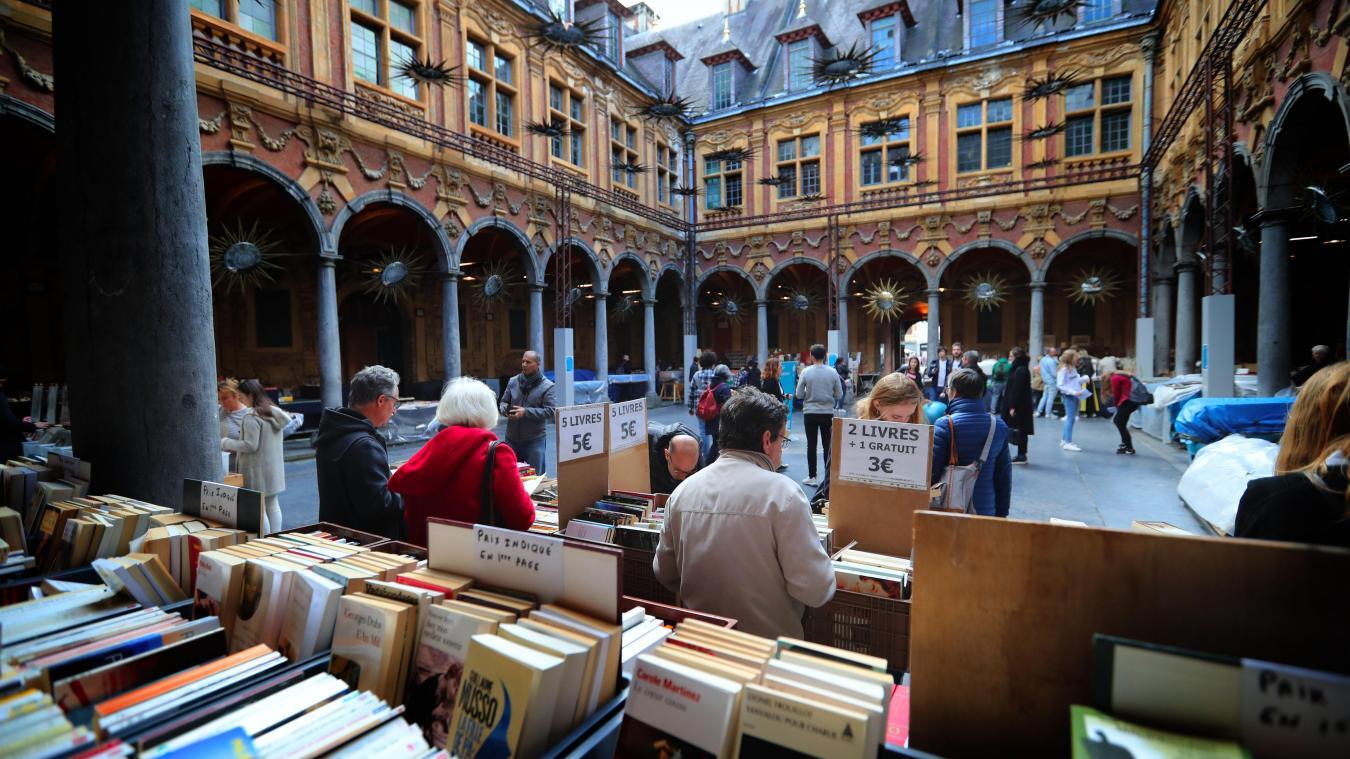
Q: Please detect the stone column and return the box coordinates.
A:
[1153,275,1174,375]
[315,259,343,407]
[1028,282,1046,360]
[927,289,941,364]
[837,295,850,363]
[1257,211,1294,396]
[528,284,546,365]
[756,300,769,367]
[1174,263,1198,375]
[55,0,220,504]
[442,273,461,382]
[594,292,609,384]
[643,299,658,397]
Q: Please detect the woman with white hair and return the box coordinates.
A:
[389,377,536,545]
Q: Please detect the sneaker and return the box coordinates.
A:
[1062,442,1082,452]
[1011,456,1028,465]
[803,476,819,487]
[1125,447,1137,455]
[1116,445,1129,455]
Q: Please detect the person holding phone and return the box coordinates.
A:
[500,350,556,475]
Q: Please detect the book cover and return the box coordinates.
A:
[446,634,563,759]
[735,683,871,759]
[407,603,497,749]
[1070,705,1252,759]
[192,550,247,635]
[276,569,343,662]
[833,566,906,600]
[618,653,743,759]
[328,594,409,703]
[229,558,296,653]
[51,627,227,711]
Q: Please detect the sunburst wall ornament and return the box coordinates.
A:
[613,158,649,175]
[671,185,701,197]
[1023,122,1066,141]
[526,118,570,139]
[812,42,881,87]
[862,279,908,322]
[778,287,820,314]
[362,247,427,304]
[1026,157,1061,170]
[609,293,640,322]
[209,220,285,295]
[888,150,925,167]
[757,174,788,187]
[712,295,744,322]
[1023,69,1083,100]
[397,55,462,88]
[1015,0,1088,29]
[633,92,696,122]
[471,258,519,309]
[962,272,1010,311]
[1065,268,1122,306]
[858,117,910,141]
[704,146,757,164]
[525,11,606,53]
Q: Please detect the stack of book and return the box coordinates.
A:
[619,605,673,674]
[2,454,90,532]
[812,513,836,555]
[91,553,188,607]
[29,494,177,573]
[832,547,911,601]
[617,622,896,758]
[0,505,35,577]
[562,492,664,548]
[137,515,249,594]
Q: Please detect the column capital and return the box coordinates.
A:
[837,293,850,302]
[755,299,770,307]
[1175,261,1200,274]
[1152,273,1176,285]
[1029,281,1047,292]
[442,270,460,281]
[528,282,547,292]
[1140,31,1159,61]
[593,290,609,299]
[642,298,657,307]
[926,288,942,298]
[319,256,339,269]
[1251,207,1301,227]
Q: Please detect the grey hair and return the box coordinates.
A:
[436,377,499,430]
[349,365,400,407]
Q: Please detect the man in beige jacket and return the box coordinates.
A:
[654,388,835,637]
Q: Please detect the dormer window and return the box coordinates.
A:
[1079,0,1117,24]
[711,62,734,109]
[787,39,813,92]
[605,9,622,62]
[964,0,1002,50]
[870,15,898,69]
[662,57,674,93]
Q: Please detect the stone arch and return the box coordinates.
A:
[841,249,926,290]
[330,189,455,273]
[1178,188,1205,266]
[1036,229,1139,283]
[605,251,654,299]
[452,215,541,283]
[696,264,758,294]
[657,263,687,306]
[201,151,327,255]
[0,95,54,133]
[1260,71,1350,209]
[762,256,830,302]
[934,239,1035,287]
[539,235,602,288]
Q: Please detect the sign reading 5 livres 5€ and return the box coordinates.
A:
[837,419,932,490]
[556,402,607,463]
[608,398,647,453]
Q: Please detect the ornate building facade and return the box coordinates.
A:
[1,0,1342,401]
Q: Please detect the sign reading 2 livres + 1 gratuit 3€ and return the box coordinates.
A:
[837,419,932,490]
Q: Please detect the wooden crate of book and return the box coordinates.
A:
[367,539,428,563]
[802,590,910,675]
[269,521,386,546]
[620,595,735,629]
[619,546,678,607]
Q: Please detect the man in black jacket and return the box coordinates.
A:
[316,365,406,539]
[647,421,702,494]
[925,347,954,403]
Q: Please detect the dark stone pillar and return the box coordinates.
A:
[56,0,221,506]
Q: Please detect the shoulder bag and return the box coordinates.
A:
[931,415,998,515]
[479,440,502,526]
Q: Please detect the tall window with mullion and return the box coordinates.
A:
[860,117,912,186]
[965,0,1002,49]
[657,143,676,204]
[704,158,742,210]
[547,82,586,168]
[787,39,813,92]
[466,35,515,138]
[776,134,821,198]
[870,15,898,70]
[611,119,640,189]
[1079,0,1117,23]
[605,10,622,62]
[191,0,280,41]
[711,62,734,110]
[955,98,1012,173]
[1064,75,1132,156]
[350,0,423,100]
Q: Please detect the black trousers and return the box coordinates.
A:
[1114,400,1139,449]
[803,413,833,479]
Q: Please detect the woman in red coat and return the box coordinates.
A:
[391,377,536,546]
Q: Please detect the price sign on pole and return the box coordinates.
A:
[837,419,932,490]
[608,398,647,453]
[556,403,607,463]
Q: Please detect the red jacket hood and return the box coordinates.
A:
[389,425,497,497]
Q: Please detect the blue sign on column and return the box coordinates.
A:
[566,356,574,372]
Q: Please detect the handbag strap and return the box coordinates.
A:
[975,415,998,467]
[479,440,501,526]
[947,415,999,468]
[947,416,959,467]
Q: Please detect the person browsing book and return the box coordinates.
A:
[220,379,291,533]
[646,421,702,495]
[315,365,406,539]
[931,369,1012,518]
[390,378,535,546]
[654,388,835,638]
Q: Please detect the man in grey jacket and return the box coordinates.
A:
[795,344,842,487]
[500,351,556,475]
[654,388,835,637]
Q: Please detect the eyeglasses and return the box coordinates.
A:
[381,394,404,409]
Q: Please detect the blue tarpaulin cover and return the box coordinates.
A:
[1173,396,1294,443]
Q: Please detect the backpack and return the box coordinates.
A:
[696,385,721,421]
[931,415,998,515]
[1127,375,1155,405]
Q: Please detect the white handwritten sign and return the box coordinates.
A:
[182,479,264,536]
[1241,659,1350,758]
[199,481,240,525]
[473,524,564,601]
[837,419,932,490]
[557,403,607,463]
[608,398,647,453]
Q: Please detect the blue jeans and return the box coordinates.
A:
[696,417,714,460]
[1061,396,1079,443]
[1037,383,1058,416]
[507,436,547,476]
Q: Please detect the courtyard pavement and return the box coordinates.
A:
[276,399,1208,534]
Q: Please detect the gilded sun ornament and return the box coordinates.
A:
[209,219,285,295]
[862,279,908,322]
[712,295,744,322]
[471,258,520,309]
[1065,268,1122,306]
[362,247,427,304]
[962,272,1010,312]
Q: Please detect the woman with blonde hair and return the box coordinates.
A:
[221,380,291,532]
[1056,349,1089,452]
[856,372,928,424]
[1236,362,1350,547]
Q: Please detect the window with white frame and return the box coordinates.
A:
[606,11,621,61]
[1064,75,1132,156]
[787,38,813,92]
[662,57,674,94]
[548,81,585,167]
[704,157,742,209]
[466,35,515,137]
[1079,0,1116,24]
[350,0,423,100]
[956,97,1012,173]
[611,118,639,189]
[965,0,1002,50]
[711,62,734,109]
[871,15,899,70]
[192,0,280,41]
[657,142,676,204]
[860,117,911,187]
[776,134,821,198]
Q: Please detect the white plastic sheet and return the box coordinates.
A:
[1176,434,1279,535]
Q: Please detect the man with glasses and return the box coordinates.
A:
[654,388,835,637]
[646,421,702,495]
[500,350,556,475]
[315,365,406,539]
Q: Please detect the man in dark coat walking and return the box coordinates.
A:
[315,365,406,539]
[1000,347,1034,464]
